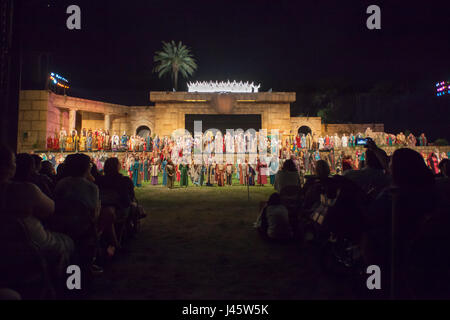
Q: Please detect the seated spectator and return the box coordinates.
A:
[0,146,74,284]
[427,152,439,175]
[302,160,366,243]
[274,159,301,193]
[435,158,450,208]
[344,149,391,196]
[13,153,53,199]
[40,160,57,186]
[55,162,66,182]
[362,148,444,298]
[342,156,353,173]
[96,157,136,211]
[96,157,137,254]
[90,161,101,182]
[255,193,292,242]
[302,160,332,210]
[31,154,54,198]
[51,154,101,269]
[437,158,449,178]
[0,288,21,300]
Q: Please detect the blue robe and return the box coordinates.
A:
[161,159,168,186]
[144,160,149,181]
[199,165,206,186]
[86,136,93,151]
[132,161,139,187]
[121,135,128,149]
[146,136,151,151]
[269,159,278,185]
[248,165,256,186]
[315,151,321,161]
[301,136,306,149]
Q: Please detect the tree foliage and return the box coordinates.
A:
[153,41,197,90]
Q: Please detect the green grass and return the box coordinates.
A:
[89,182,358,300]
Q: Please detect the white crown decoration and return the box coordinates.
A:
[187,80,261,93]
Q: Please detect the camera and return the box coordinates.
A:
[355,137,369,147]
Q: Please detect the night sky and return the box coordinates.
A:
[20,0,450,106]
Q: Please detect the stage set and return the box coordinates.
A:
[17,82,449,167]
[17,83,385,152]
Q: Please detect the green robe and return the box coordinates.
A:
[179,164,189,187]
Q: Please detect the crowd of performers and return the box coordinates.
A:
[36,146,449,189]
[46,128,153,152]
[39,127,446,189]
[119,147,449,189]
[45,128,431,153]
[122,153,264,188]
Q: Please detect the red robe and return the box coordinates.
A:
[176,166,181,182]
[427,154,439,175]
[296,135,301,149]
[256,160,268,185]
[53,137,59,151]
[239,164,244,185]
[47,137,53,150]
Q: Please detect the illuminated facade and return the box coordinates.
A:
[16,89,383,152]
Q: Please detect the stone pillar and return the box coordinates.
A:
[104,114,111,131]
[69,109,77,132]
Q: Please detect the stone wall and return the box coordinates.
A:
[18,90,401,156]
[18,90,50,152]
[149,92,295,136]
[321,123,385,135]
[81,111,105,130]
[291,117,322,136]
[128,106,155,135]
[47,93,69,138]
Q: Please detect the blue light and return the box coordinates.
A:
[53,79,57,84]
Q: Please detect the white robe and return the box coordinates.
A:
[341,136,348,147]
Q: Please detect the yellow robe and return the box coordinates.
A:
[79,136,86,151]
[66,136,73,152]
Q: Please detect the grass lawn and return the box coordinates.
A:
[89,180,359,300]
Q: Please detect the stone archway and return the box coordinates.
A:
[136,125,151,138]
[133,119,154,137]
[298,125,312,135]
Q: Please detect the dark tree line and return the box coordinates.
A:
[291,80,450,142]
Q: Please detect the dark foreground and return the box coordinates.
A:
[89,184,359,300]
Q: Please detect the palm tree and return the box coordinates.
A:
[153,41,197,91]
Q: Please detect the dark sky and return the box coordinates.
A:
[20,0,450,105]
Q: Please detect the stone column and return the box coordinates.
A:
[104,113,111,131]
[69,109,77,132]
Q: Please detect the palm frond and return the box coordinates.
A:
[152,40,198,89]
